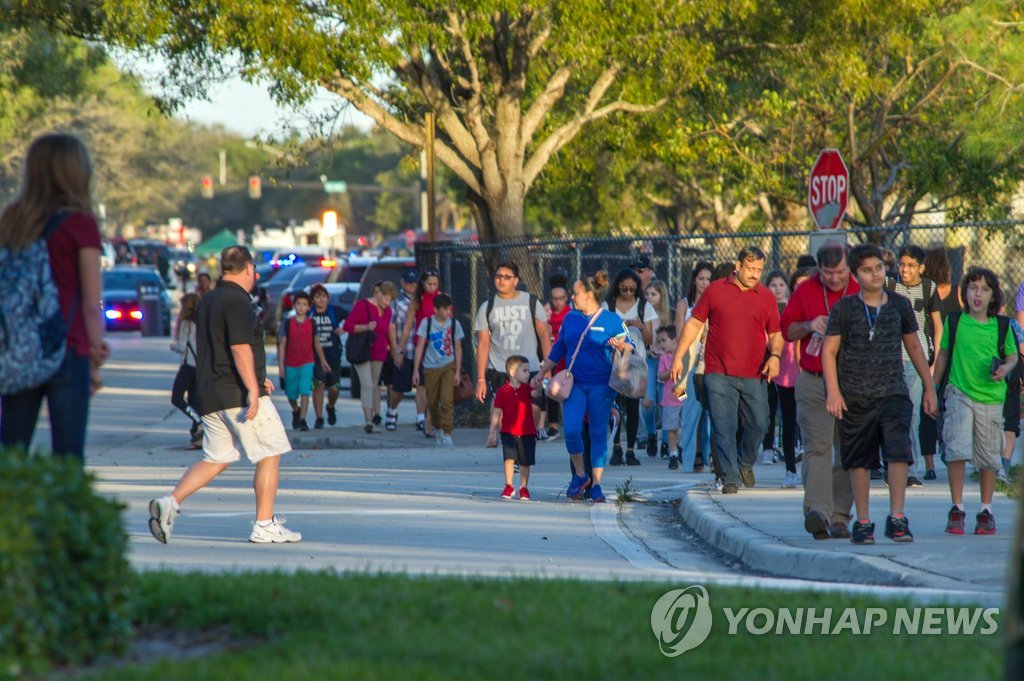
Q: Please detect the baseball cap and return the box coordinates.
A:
[401,268,420,283]
[630,255,653,271]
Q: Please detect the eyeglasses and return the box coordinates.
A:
[494,273,516,281]
[619,286,637,293]
[550,295,568,301]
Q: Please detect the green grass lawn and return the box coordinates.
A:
[70,572,1005,680]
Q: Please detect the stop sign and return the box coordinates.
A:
[808,149,849,230]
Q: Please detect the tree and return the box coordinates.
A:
[6,1,734,242]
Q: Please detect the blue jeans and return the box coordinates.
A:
[678,370,707,471]
[1,352,92,461]
[704,373,770,486]
[642,355,667,444]
[563,382,616,469]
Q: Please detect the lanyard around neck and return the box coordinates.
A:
[821,276,850,314]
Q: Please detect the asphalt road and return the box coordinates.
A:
[71,333,735,581]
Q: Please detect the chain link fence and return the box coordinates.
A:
[419,220,1024,330]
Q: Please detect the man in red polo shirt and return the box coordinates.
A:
[671,246,782,494]
[779,242,858,539]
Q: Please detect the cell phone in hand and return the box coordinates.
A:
[279,377,286,391]
[990,357,1002,376]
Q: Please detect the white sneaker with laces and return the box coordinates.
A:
[148,496,179,544]
[442,433,454,447]
[997,468,1010,484]
[249,515,302,543]
[758,448,775,465]
[783,471,800,488]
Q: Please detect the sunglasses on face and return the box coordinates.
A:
[619,286,637,293]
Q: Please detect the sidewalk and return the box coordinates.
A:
[672,459,1017,595]
[287,420,488,451]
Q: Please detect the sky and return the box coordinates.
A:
[177,77,374,138]
[113,50,373,138]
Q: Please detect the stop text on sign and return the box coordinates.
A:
[809,174,847,206]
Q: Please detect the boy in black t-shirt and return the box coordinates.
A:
[822,244,938,545]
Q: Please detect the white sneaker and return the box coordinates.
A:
[148,496,179,544]
[434,434,445,447]
[782,471,800,488]
[758,448,775,465]
[442,433,454,447]
[249,515,302,543]
[997,467,1010,484]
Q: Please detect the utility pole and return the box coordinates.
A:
[218,149,227,186]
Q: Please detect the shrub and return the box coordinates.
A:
[0,447,133,677]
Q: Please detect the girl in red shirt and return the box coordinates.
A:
[0,134,109,462]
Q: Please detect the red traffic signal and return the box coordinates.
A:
[201,175,214,198]
[248,175,262,199]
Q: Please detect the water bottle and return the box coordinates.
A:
[673,376,688,399]
[805,332,824,357]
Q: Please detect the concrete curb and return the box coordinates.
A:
[676,485,965,590]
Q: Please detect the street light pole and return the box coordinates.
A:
[425,112,437,243]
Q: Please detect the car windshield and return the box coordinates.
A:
[339,265,367,283]
[103,270,162,290]
[289,267,330,289]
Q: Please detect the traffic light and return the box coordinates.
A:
[201,175,214,198]
[248,175,262,199]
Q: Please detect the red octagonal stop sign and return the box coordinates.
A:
[808,149,849,230]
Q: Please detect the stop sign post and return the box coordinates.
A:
[808,149,849,230]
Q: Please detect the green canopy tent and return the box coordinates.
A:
[194,229,241,257]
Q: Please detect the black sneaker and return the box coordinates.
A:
[923,469,936,481]
[326,406,337,426]
[884,515,913,543]
[851,521,875,545]
[625,449,642,466]
[907,476,923,487]
[314,417,325,430]
[291,410,300,429]
[297,419,309,432]
[660,442,670,459]
[372,413,382,426]
[416,420,426,432]
[804,510,830,540]
[722,482,739,494]
[646,435,658,457]
[610,444,624,466]
[870,467,884,481]
[668,455,680,470]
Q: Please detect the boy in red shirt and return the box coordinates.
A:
[278,291,330,431]
[488,355,539,500]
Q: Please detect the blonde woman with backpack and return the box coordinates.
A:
[0,134,109,461]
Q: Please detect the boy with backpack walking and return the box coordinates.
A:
[822,244,938,545]
[413,294,464,445]
[309,284,343,429]
[931,267,1018,535]
[887,245,943,485]
[278,291,331,431]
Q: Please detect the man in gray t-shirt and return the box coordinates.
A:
[474,261,551,412]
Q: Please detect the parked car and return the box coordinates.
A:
[102,266,172,334]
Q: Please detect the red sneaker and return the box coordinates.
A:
[501,484,515,500]
[518,487,531,501]
[945,506,966,535]
[974,509,996,535]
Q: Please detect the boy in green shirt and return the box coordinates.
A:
[932,267,1018,535]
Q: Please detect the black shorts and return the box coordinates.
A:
[386,355,415,393]
[501,433,537,467]
[486,368,544,408]
[840,394,914,470]
[313,357,341,388]
[1003,370,1021,435]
